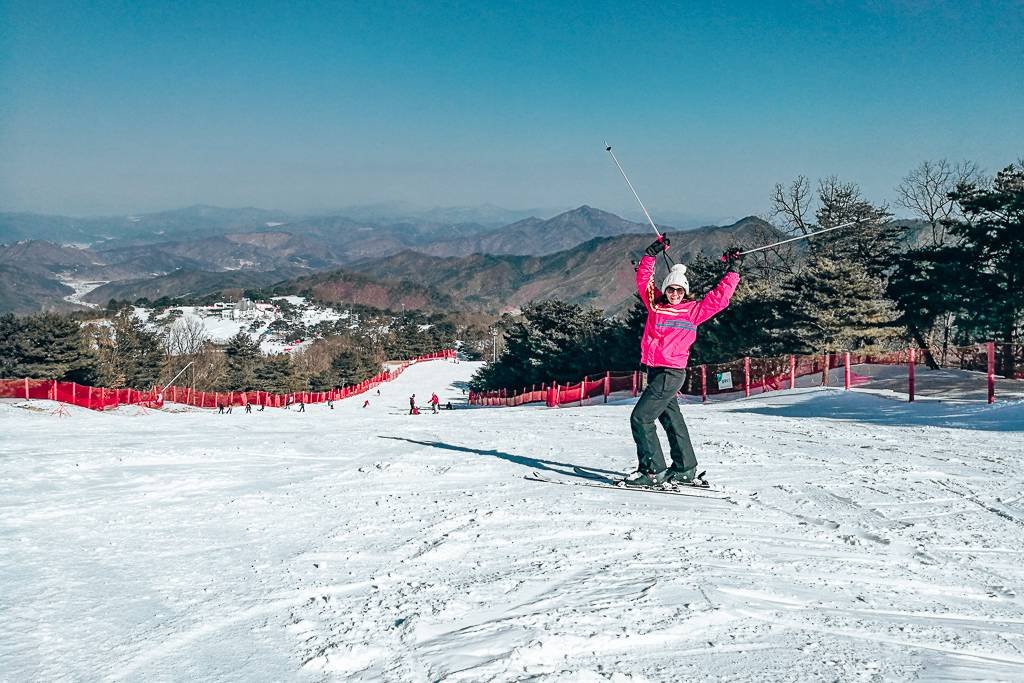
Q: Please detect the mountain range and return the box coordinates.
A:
[0,204,774,314]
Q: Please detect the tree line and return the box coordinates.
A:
[0,303,463,392]
[471,160,1024,391]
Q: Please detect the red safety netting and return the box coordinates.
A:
[0,378,163,410]
[0,349,456,412]
[469,343,1019,408]
[469,371,640,408]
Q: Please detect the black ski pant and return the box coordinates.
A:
[630,367,697,474]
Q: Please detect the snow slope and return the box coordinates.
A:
[2,360,1024,681]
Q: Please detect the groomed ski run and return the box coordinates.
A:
[3,358,1024,681]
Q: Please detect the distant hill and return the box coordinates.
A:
[416,205,663,257]
[0,240,106,277]
[1,207,777,314]
[277,269,457,313]
[81,268,305,306]
[0,205,297,246]
[347,216,777,315]
[0,263,78,314]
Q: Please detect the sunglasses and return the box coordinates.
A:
[665,286,686,295]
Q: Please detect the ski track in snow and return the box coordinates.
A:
[2,360,1024,681]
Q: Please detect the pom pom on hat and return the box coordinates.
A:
[661,264,689,295]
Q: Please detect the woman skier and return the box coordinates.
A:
[626,235,741,487]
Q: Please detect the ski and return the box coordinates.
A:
[525,470,733,501]
[572,465,719,492]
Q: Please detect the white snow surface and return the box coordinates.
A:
[3,360,1024,681]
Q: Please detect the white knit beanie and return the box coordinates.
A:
[661,264,690,294]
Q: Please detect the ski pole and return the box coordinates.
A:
[604,142,674,266]
[739,218,866,256]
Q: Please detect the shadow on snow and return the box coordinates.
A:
[377,436,621,479]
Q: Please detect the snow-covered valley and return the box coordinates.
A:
[2,359,1024,681]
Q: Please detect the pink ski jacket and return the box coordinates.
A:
[636,254,740,369]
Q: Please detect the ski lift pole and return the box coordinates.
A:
[604,142,674,266]
[738,219,865,256]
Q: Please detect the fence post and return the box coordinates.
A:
[908,347,916,402]
[987,341,996,404]
[844,352,851,390]
[631,371,637,397]
[700,365,707,403]
[604,372,610,403]
[822,352,830,386]
[744,357,751,398]
[24,377,29,400]
[789,355,796,390]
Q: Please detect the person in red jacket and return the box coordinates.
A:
[626,235,742,487]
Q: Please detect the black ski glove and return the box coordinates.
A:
[645,235,670,257]
[721,248,743,273]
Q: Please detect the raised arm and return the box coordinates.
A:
[636,236,670,309]
[691,271,739,324]
[635,254,658,310]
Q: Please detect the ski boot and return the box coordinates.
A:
[664,466,710,489]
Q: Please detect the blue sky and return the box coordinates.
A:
[0,1,1021,222]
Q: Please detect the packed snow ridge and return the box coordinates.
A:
[2,359,1024,681]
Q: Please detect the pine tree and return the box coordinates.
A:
[774,256,900,353]
[943,164,1024,376]
[93,309,163,388]
[6,313,96,381]
[223,330,262,390]
[254,354,297,393]
[470,300,618,390]
[0,314,20,377]
[330,348,380,386]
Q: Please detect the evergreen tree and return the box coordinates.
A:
[887,247,962,368]
[254,354,298,393]
[223,330,262,390]
[0,314,20,377]
[943,164,1024,376]
[470,300,623,390]
[330,347,380,386]
[94,309,163,388]
[773,256,900,353]
[4,313,96,381]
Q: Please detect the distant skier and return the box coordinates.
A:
[409,394,416,415]
[430,392,440,413]
[297,400,305,413]
[245,402,252,414]
[362,399,370,408]
[625,235,741,487]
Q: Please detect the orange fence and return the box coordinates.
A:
[0,349,455,411]
[470,343,1014,407]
